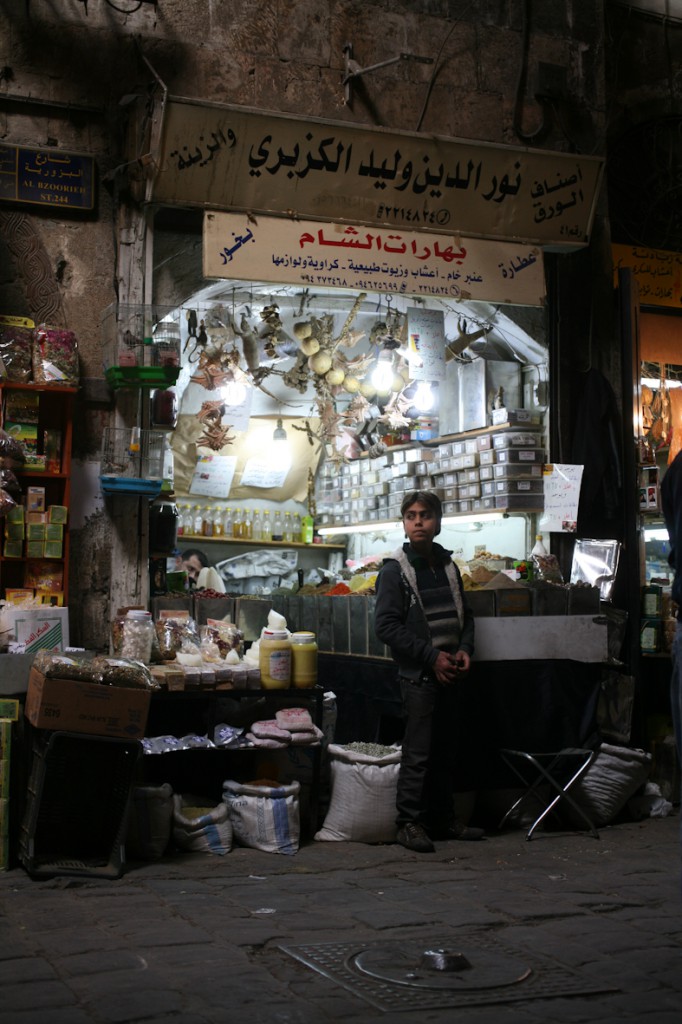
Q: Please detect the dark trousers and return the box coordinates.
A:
[396,677,460,829]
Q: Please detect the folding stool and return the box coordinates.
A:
[498,747,600,840]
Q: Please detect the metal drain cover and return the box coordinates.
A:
[280,934,618,1012]
[353,940,532,990]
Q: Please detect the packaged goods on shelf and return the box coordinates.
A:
[32,325,79,385]
[493,463,543,479]
[483,478,544,496]
[494,493,545,510]
[495,447,545,464]
[0,317,33,382]
[5,422,38,454]
[492,431,543,449]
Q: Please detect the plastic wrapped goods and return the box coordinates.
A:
[90,656,156,690]
[32,324,79,385]
[0,322,33,381]
[155,615,201,660]
[0,488,16,518]
[31,651,102,682]
[0,428,26,468]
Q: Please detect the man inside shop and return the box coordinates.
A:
[179,548,209,585]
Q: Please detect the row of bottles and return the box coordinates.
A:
[176,503,314,544]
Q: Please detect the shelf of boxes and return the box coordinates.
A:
[316,424,546,529]
[0,382,74,604]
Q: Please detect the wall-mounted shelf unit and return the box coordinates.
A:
[0,381,76,603]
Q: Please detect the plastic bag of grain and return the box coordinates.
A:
[172,794,232,855]
[314,742,401,843]
[223,778,300,855]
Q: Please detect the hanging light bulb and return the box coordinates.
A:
[220,379,248,406]
[413,381,435,412]
[371,346,395,393]
[271,417,292,470]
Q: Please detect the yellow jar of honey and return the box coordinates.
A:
[291,631,318,688]
[259,629,291,689]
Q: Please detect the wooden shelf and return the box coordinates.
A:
[0,382,77,395]
[178,533,345,551]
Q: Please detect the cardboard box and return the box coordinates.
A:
[48,505,68,525]
[4,606,69,652]
[26,487,46,512]
[25,669,151,740]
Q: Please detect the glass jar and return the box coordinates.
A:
[291,631,318,688]
[642,583,662,618]
[149,497,178,555]
[202,505,214,537]
[151,389,177,428]
[120,609,154,663]
[259,628,291,689]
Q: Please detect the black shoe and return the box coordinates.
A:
[429,822,486,841]
[446,822,485,841]
[396,822,435,853]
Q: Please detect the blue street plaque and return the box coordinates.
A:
[0,144,95,211]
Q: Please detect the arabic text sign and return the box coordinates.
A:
[153,99,603,248]
[539,464,584,533]
[203,212,546,304]
[612,244,682,309]
[0,144,95,211]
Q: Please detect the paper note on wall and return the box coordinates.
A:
[240,458,290,489]
[189,454,237,497]
[539,464,584,533]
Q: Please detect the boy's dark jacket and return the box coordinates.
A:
[374,542,475,681]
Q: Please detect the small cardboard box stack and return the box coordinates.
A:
[25,670,151,740]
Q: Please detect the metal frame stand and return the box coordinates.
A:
[498,747,600,840]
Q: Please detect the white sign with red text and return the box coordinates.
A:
[203,212,546,304]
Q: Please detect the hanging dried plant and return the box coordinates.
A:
[196,400,235,451]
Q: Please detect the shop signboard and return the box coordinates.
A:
[203,211,546,303]
[612,244,682,309]
[0,143,95,211]
[149,98,603,249]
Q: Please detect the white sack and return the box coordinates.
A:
[314,743,401,844]
[569,743,652,827]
